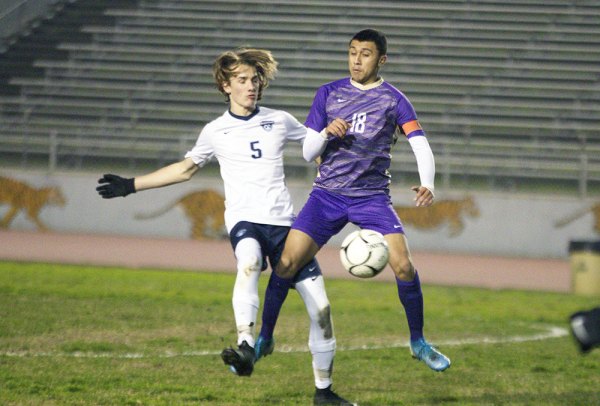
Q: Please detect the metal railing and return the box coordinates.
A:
[1,130,599,197]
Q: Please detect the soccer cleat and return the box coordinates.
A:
[313,385,357,405]
[570,308,600,353]
[410,337,451,372]
[254,335,275,362]
[220,340,255,376]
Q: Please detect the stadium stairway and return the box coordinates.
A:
[0,0,599,193]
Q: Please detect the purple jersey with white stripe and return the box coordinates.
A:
[305,77,419,196]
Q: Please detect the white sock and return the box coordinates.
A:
[232,238,262,347]
[296,276,336,389]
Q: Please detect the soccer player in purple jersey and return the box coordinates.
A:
[257,29,451,375]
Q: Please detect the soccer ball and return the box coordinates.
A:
[340,229,389,278]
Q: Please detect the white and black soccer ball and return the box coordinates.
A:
[339,229,389,278]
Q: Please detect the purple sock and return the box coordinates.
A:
[396,271,424,342]
[259,272,293,340]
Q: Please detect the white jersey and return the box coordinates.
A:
[185,106,307,232]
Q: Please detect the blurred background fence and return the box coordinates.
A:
[1,0,599,197]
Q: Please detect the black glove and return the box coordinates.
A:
[96,174,136,198]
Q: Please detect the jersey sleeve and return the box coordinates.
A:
[304,85,330,132]
[395,94,424,138]
[281,111,308,142]
[184,126,215,167]
[395,94,418,126]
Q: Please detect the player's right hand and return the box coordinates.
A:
[325,118,349,139]
[96,174,136,198]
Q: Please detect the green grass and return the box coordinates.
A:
[1,261,599,405]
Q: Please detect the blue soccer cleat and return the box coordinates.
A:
[410,337,451,372]
[254,335,275,362]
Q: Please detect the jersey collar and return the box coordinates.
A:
[228,106,260,121]
[350,77,384,91]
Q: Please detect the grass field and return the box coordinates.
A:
[1,261,599,405]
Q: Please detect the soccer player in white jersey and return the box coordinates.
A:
[96,48,355,405]
[258,29,451,374]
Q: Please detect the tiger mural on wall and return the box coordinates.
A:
[0,176,66,231]
[135,189,226,240]
[393,195,480,237]
[555,202,600,234]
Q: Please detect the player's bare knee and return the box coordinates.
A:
[391,258,415,280]
[275,255,296,279]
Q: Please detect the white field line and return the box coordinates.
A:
[1,325,568,359]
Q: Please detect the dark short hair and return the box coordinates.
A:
[350,29,387,56]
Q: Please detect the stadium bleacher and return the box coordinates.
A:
[0,0,599,194]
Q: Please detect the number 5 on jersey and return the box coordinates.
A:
[250,141,262,159]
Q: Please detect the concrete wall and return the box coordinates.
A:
[1,169,598,259]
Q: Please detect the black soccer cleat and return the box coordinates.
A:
[221,340,255,376]
[313,385,357,405]
[570,307,600,353]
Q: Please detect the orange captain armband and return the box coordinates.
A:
[401,120,424,137]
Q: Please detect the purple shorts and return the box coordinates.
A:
[292,187,405,247]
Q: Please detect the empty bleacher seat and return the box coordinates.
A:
[0,0,599,194]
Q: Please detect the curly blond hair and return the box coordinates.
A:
[213,48,278,102]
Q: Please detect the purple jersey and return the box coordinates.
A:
[305,77,420,197]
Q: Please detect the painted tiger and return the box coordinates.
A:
[555,202,600,234]
[393,195,480,237]
[135,189,226,240]
[0,175,66,231]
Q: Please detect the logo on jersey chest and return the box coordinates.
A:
[260,120,275,132]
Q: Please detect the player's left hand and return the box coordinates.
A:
[411,186,434,207]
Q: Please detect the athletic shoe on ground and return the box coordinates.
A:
[570,308,600,353]
[254,335,275,362]
[221,340,255,376]
[410,337,451,372]
[313,385,357,405]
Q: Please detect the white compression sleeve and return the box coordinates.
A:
[303,128,329,162]
[295,276,337,389]
[408,135,435,192]
[232,238,263,347]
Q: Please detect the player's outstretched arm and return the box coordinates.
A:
[96,157,199,199]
